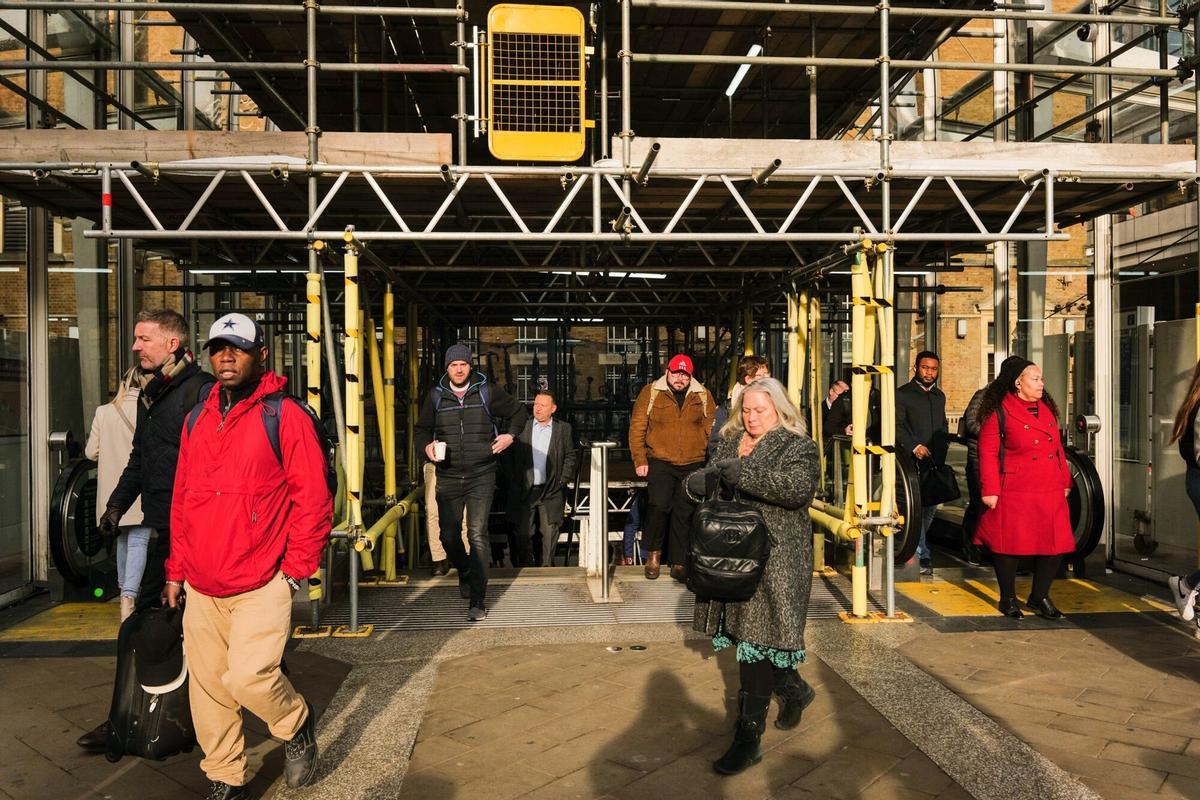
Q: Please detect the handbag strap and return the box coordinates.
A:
[996,403,1006,474]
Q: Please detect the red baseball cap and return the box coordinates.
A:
[668,354,694,375]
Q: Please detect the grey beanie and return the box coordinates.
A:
[445,343,473,368]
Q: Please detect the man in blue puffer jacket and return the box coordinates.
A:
[415,344,528,621]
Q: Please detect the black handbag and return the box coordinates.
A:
[687,488,771,602]
[919,461,961,506]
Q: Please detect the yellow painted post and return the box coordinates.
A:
[304,270,324,609]
[358,308,367,486]
[849,244,872,618]
[383,288,400,578]
[875,244,898,543]
[743,306,754,356]
[342,235,364,539]
[786,291,802,408]
[406,302,421,563]
[363,318,388,574]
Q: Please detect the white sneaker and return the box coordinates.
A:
[1168,576,1197,621]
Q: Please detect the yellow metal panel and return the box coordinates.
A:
[487,4,586,162]
[897,577,1175,617]
[0,602,119,641]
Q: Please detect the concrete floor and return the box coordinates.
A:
[2,564,1198,800]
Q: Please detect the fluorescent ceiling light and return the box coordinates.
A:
[725,44,763,98]
[0,267,20,273]
[190,269,252,275]
[829,269,933,276]
[48,267,112,273]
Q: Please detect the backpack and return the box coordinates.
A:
[185,385,338,496]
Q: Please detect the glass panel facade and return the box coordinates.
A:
[0,232,30,595]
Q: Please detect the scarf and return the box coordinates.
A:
[139,347,196,409]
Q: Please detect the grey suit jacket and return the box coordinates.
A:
[515,417,578,498]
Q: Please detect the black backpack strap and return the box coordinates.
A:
[184,381,216,437]
[260,391,286,467]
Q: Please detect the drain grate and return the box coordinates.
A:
[319,575,879,632]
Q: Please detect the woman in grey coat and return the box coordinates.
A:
[685,377,820,775]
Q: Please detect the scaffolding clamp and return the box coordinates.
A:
[1177,0,1199,27]
[270,164,290,182]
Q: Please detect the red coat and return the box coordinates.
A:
[974,392,1075,556]
[166,371,332,597]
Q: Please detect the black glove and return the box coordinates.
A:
[685,468,715,498]
[714,458,742,486]
[98,506,123,540]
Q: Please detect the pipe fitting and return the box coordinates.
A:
[752,158,782,185]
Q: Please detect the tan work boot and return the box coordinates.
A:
[644,550,661,580]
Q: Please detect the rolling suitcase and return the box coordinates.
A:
[105,606,197,762]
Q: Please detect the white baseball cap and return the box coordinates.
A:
[205,312,265,352]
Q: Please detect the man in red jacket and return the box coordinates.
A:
[165,313,331,800]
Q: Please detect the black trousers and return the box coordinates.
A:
[514,487,566,567]
[643,459,703,563]
[134,531,169,613]
[437,473,496,606]
[961,458,983,558]
[993,553,1061,603]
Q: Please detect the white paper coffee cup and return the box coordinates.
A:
[432,441,447,461]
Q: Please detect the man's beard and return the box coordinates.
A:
[917,375,936,387]
[450,378,469,390]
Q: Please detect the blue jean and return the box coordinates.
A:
[116,525,152,599]
[436,472,496,606]
[623,491,646,559]
[916,505,939,563]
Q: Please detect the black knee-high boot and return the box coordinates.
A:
[713,690,771,775]
[714,661,772,775]
[772,667,816,730]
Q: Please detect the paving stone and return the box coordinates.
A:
[1049,714,1191,755]
[413,707,481,742]
[1033,743,1168,794]
[789,746,901,799]
[0,738,107,800]
[406,734,474,773]
[519,761,643,800]
[1098,741,1200,781]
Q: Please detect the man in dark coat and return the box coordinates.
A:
[511,390,578,567]
[78,308,214,752]
[896,350,949,575]
[415,344,528,621]
[958,385,988,566]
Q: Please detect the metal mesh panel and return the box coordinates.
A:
[490,31,582,134]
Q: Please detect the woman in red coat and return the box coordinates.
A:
[974,358,1075,619]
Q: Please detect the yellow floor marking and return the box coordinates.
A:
[0,602,120,642]
[897,576,1173,618]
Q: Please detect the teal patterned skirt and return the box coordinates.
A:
[712,616,805,668]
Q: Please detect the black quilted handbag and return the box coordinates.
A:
[687,488,771,602]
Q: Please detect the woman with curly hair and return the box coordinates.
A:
[973,356,1075,619]
[1166,359,1200,628]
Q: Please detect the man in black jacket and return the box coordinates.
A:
[78,308,214,752]
[415,345,528,621]
[896,351,948,575]
[512,390,578,567]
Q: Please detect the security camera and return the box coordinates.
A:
[1077,24,1098,43]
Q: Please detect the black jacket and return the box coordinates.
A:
[414,372,528,479]
[106,362,215,531]
[959,387,987,467]
[513,417,578,497]
[896,379,949,464]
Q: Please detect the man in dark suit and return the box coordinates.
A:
[513,390,578,567]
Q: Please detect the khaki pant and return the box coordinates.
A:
[424,461,469,560]
[183,572,307,786]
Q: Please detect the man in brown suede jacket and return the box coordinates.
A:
[628,354,715,580]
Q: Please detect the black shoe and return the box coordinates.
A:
[430,559,450,577]
[772,668,816,730]
[76,721,110,753]
[998,597,1023,619]
[283,702,319,789]
[713,690,770,775]
[1027,596,1065,620]
[206,781,253,800]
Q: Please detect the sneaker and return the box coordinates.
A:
[467,605,488,622]
[919,559,933,576]
[283,702,319,789]
[1168,576,1197,621]
[206,781,252,800]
